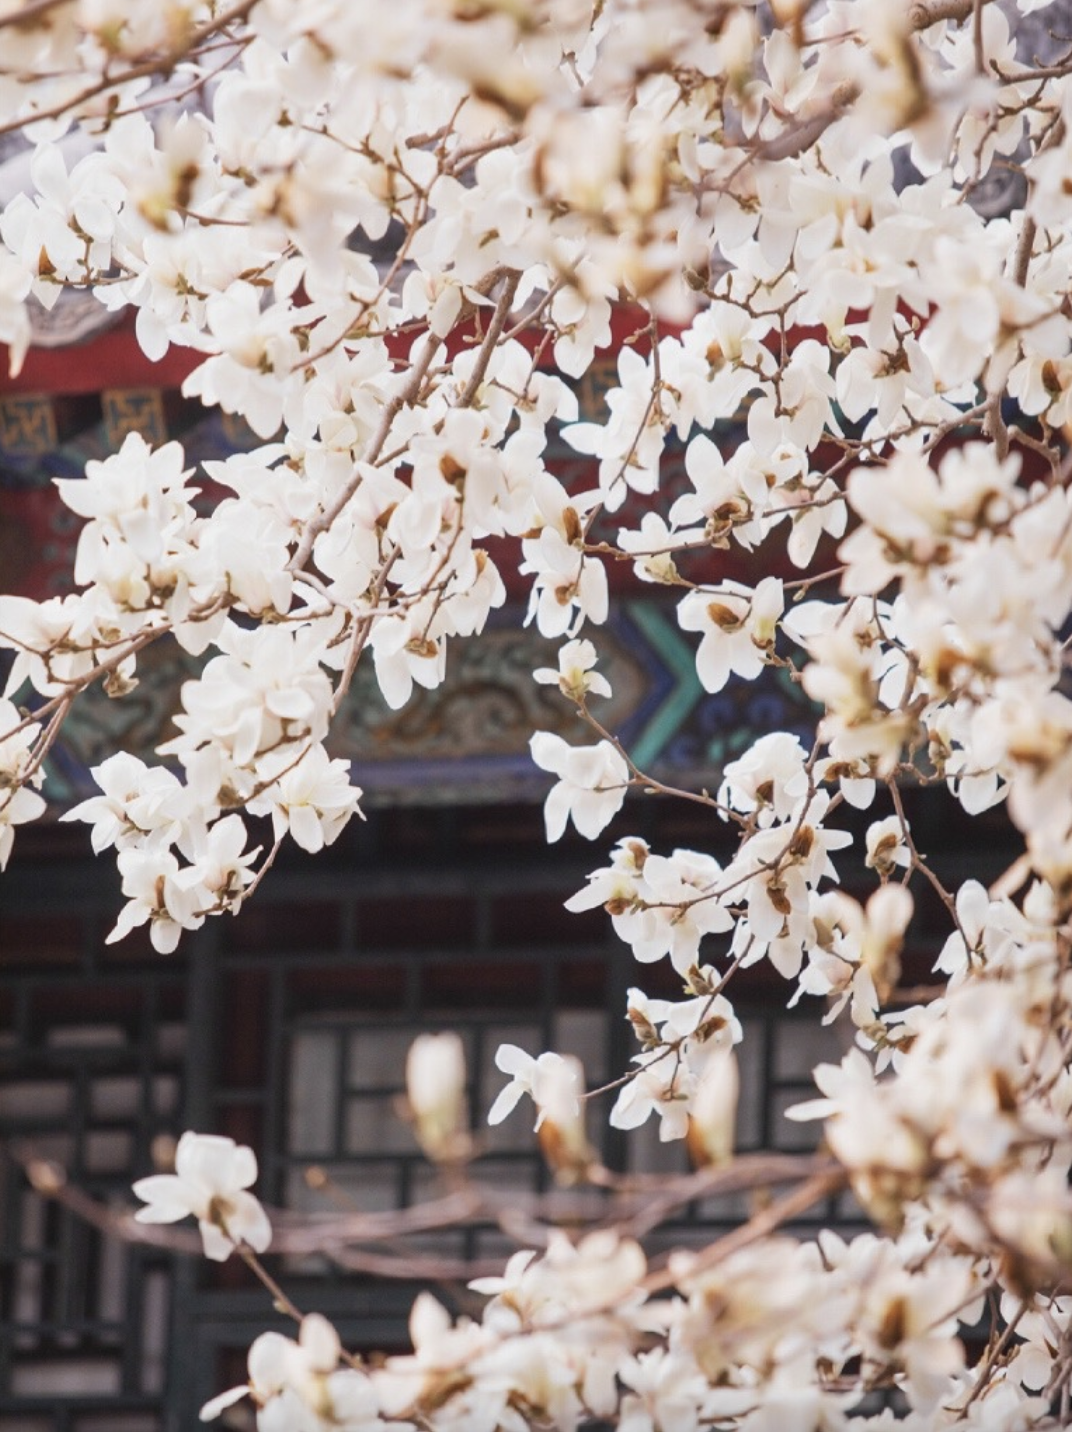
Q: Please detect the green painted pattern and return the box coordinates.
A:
[624,599,703,770]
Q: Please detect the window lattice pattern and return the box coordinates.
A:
[282,1005,615,1269]
[280,1004,858,1273]
[1,811,889,1426]
[0,907,185,1432]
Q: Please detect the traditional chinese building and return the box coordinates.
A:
[0,279,1025,1430]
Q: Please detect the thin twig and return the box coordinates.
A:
[0,0,256,139]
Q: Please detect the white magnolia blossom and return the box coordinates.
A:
[568,845,735,974]
[719,732,810,826]
[677,578,784,695]
[247,743,364,854]
[1,0,1072,1422]
[533,638,612,702]
[488,1044,580,1132]
[132,1131,271,1262]
[529,731,629,841]
[62,751,188,853]
[405,1032,469,1162]
[864,814,911,878]
[0,698,45,870]
[201,1313,395,1431]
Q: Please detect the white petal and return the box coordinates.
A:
[198,1218,235,1262]
[543,783,572,843]
[487,1083,524,1126]
[131,1174,191,1220]
[199,1384,249,1421]
[231,1191,272,1253]
[300,1312,340,1371]
[495,1044,532,1076]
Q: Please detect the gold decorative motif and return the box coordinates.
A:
[101,389,167,447]
[0,395,57,455]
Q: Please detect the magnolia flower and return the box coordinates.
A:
[859,883,913,1006]
[520,476,607,638]
[934,879,1016,978]
[367,612,447,711]
[529,731,629,841]
[132,1131,271,1261]
[200,1313,392,1430]
[184,815,260,910]
[1,145,122,305]
[0,779,45,873]
[535,1054,594,1185]
[488,1044,579,1130]
[619,848,734,974]
[986,1169,1072,1272]
[374,1293,490,1421]
[617,512,691,584]
[54,432,196,567]
[562,344,665,510]
[0,697,45,870]
[248,743,363,854]
[523,530,609,638]
[686,1047,739,1168]
[0,249,31,377]
[618,1348,711,1432]
[159,623,336,768]
[611,1049,693,1142]
[533,637,612,702]
[719,732,810,826]
[182,280,300,439]
[405,1032,469,1162]
[864,814,910,877]
[677,578,783,694]
[857,1261,973,1414]
[108,847,209,954]
[0,592,101,698]
[671,432,757,549]
[61,751,187,854]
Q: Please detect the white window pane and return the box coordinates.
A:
[288,1031,339,1157]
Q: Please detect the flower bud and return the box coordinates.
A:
[537,1055,594,1185]
[686,1047,739,1169]
[406,1033,470,1163]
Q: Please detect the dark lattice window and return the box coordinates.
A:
[1,805,939,1426]
[0,863,185,1432]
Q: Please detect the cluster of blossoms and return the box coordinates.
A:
[2,0,1072,1423]
[135,1117,1057,1430]
[0,697,45,869]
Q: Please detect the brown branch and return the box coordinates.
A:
[330,546,400,716]
[287,334,440,574]
[237,1244,305,1325]
[0,0,256,140]
[972,0,985,75]
[756,84,859,163]
[644,1164,847,1295]
[289,268,518,578]
[957,1297,1029,1412]
[888,779,963,945]
[908,0,989,29]
[0,0,74,31]
[613,1152,835,1238]
[454,269,520,409]
[327,1245,511,1282]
